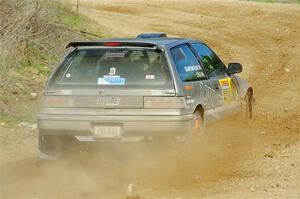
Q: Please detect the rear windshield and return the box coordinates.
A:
[49,48,172,87]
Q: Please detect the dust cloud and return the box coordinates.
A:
[1,118,260,199]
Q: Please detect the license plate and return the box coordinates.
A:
[93,126,122,138]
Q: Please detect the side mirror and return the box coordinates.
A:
[227,63,243,75]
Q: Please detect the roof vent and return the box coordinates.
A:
[137,33,167,39]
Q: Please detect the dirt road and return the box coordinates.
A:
[1,0,300,198]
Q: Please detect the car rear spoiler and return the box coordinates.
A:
[66,41,158,49]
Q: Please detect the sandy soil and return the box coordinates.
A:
[1,0,300,198]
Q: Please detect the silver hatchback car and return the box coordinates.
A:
[38,33,254,159]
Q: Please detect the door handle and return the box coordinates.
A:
[215,84,220,90]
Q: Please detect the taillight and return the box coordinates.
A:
[144,97,186,109]
[43,96,73,107]
[103,42,121,46]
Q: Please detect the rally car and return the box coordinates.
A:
[38,33,254,160]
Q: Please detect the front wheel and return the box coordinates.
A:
[244,90,254,123]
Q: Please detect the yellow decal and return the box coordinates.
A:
[219,78,237,105]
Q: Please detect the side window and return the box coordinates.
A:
[171,44,206,82]
[191,43,226,78]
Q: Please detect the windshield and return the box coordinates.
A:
[49,48,172,87]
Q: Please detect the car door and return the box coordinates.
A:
[190,42,239,118]
[170,43,220,124]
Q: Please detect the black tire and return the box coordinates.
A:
[38,133,59,160]
[245,91,254,122]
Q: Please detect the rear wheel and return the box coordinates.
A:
[38,134,59,160]
[192,110,204,137]
[184,111,204,151]
[38,134,75,161]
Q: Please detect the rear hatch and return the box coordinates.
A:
[43,43,184,111]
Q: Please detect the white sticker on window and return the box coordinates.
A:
[65,73,71,78]
[196,71,205,78]
[184,65,202,72]
[98,76,125,85]
[145,74,155,80]
[109,67,116,76]
[105,52,125,58]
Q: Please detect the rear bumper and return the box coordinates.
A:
[38,114,194,140]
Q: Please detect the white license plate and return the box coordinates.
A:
[93,126,122,138]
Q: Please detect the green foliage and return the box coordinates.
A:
[19,41,56,75]
[56,4,86,29]
[0,112,22,126]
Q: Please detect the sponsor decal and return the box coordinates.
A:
[220,81,229,90]
[195,71,205,78]
[98,76,125,85]
[184,65,202,72]
[218,78,237,105]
